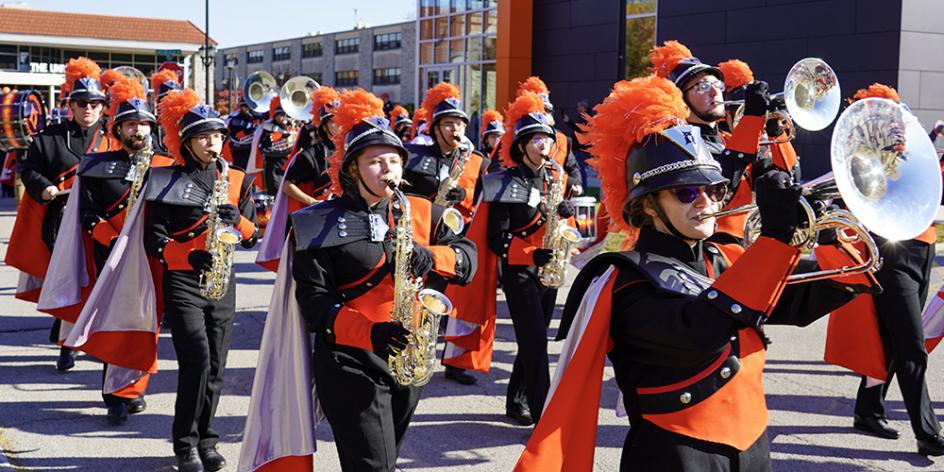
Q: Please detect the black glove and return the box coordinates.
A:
[187,249,213,273]
[765,114,785,138]
[533,248,554,267]
[754,170,802,244]
[768,94,786,113]
[218,204,241,226]
[445,186,466,203]
[814,202,841,246]
[743,81,770,117]
[410,244,434,278]
[241,230,259,249]
[370,321,410,357]
[557,200,575,218]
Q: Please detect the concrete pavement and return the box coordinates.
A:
[0,195,942,471]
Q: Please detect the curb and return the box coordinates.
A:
[0,429,14,470]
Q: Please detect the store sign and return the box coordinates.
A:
[30,62,66,74]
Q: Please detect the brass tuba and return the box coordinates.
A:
[537,158,582,288]
[279,76,320,122]
[243,71,278,114]
[387,182,453,386]
[199,159,244,300]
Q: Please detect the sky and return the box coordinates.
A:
[12,0,416,48]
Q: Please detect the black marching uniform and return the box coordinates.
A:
[259,120,295,196]
[402,141,489,212]
[226,109,258,170]
[143,157,256,456]
[283,137,333,204]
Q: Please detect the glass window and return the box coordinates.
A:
[272,46,291,62]
[625,0,657,78]
[483,62,496,112]
[420,19,434,40]
[247,49,264,64]
[302,43,323,58]
[420,43,434,65]
[437,0,450,14]
[225,53,239,66]
[374,32,402,51]
[137,63,155,75]
[63,49,86,60]
[134,54,156,65]
[450,39,465,63]
[426,69,440,90]
[484,9,497,34]
[450,14,465,37]
[0,44,17,70]
[435,16,449,38]
[463,63,481,116]
[111,52,132,63]
[335,38,359,55]
[306,72,323,83]
[451,0,466,13]
[466,36,482,63]
[419,0,435,16]
[466,12,480,35]
[435,40,449,64]
[373,67,401,85]
[88,51,109,62]
[335,70,358,87]
[483,36,496,61]
[468,0,484,9]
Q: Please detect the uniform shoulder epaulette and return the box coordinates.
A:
[403,143,439,175]
[482,169,529,203]
[292,199,377,250]
[143,166,210,207]
[77,150,130,177]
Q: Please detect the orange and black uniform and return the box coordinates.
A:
[291,193,476,471]
[402,142,489,222]
[565,227,865,470]
[226,109,257,170]
[78,149,173,408]
[259,121,295,196]
[283,138,333,213]
[143,158,256,455]
[485,163,572,421]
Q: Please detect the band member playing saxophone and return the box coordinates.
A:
[143,88,257,472]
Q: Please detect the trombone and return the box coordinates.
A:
[724,57,842,145]
[702,97,943,283]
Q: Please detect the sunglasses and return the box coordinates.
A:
[74,100,103,108]
[530,135,552,146]
[670,183,728,204]
[685,80,725,95]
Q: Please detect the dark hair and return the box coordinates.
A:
[624,195,655,228]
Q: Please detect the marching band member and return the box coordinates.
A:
[409,107,432,145]
[516,74,871,472]
[76,78,175,424]
[151,69,183,156]
[290,88,476,470]
[282,86,340,212]
[257,97,297,196]
[487,91,578,425]
[650,41,769,244]
[7,57,114,371]
[402,82,489,224]
[824,84,944,456]
[516,77,584,196]
[480,109,505,170]
[144,88,257,472]
[224,99,259,170]
[389,104,413,143]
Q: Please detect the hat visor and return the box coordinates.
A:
[677,65,724,89]
[181,120,229,141]
[69,91,106,102]
[628,165,728,201]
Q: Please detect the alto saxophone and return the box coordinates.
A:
[124,134,153,214]
[432,133,474,207]
[199,159,243,300]
[387,182,453,387]
[537,158,583,288]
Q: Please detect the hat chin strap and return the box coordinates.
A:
[649,194,691,241]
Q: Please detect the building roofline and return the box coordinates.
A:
[218,20,412,51]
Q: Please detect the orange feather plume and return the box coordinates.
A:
[480,109,503,137]
[268,96,283,120]
[582,75,689,235]
[389,105,410,129]
[151,69,179,99]
[311,86,340,127]
[61,57,102,97]
[326,88,386,195]
[517,76,549,96]
[420,82,461,126]
[158,88,203,163]
[649,40,694,80]
[718,59,754,91]
[850,83,900,104]
[99,69,124,93]
[107,77,148,134]
[500,91,549,168]
[410,106,428,140]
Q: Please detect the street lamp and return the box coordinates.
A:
[226,59,237,112]
[198,0,215,103]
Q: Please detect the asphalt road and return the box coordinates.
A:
[0,196,942,471]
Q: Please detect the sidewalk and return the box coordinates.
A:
[0,196,942,471]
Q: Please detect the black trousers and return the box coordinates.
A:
[263,155,287,197]
[313,341,421,472]
[622,420,771,472]
[855,238,940,439]
[232,149,251,171]
[163,270,236,454]
[501,265,557,419]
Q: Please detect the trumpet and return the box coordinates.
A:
[700,97,943,283]
[725,57,841,143]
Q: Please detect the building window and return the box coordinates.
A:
[625,0,657,79]
[272,46,291,62]
[335,70,359,86]
[302,43,323,58]
[0,44,16,70]
[247,49,264,64]
[306,72,323,84]
[335,38,359,55]
[373,67,401,85]
[374,32,402,51]
[224,53,238,66]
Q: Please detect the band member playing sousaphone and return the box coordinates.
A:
[7,56,115,371]
[143,88,257,472]
[279,88,475,471]
[516,74,874,472]
[223,98,259,170]
[282,86,340,212]
[256,97,297,196]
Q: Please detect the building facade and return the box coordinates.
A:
[0,6,214,105]
[215,21,416,108]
